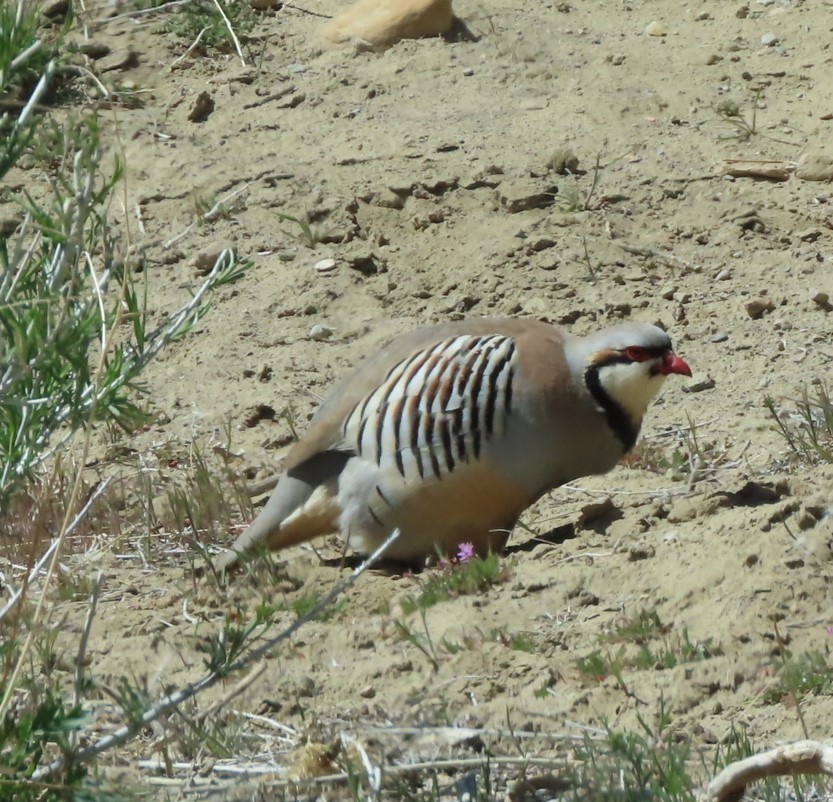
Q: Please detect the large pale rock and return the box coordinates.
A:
[322,0,453,50]
[796,150,833,182]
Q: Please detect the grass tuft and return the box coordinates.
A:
[401,552,509,614]
[765,382,833,464]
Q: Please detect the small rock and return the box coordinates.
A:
[322,0,452,50]
[529,237,556,252]
[314,257,337,273]
[347,252,384,276]
[710,333,729,343]
[375,188,407,210]
[796,228,822,243]
[682,377,716,394]
[628,544,656,561]
[578,498,617,528]
[0,217,21,237]
[667,498,707,524]
[188,92,214,123]
[243,404,276,428]
[499,179,558,213]
[193,244,236,276]
[811,290,832,311]
[508,775,571,802]
[716,269,732,281]
[760,32,779,47]
[797,511,818,531]
[309,324,334,341]
[735,4,749,18]
[43,0,69,18]
[249,0,282,8]
[278,92,305,109]
[795,151,833,182]
[359,685,376,699]
[79,42,111,59]
[645,21,666,36]
[520,96,549,111]
[547,147,579,175]
[745,297,775,319]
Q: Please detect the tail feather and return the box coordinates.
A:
[211,451,351,574]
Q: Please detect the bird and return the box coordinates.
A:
[212,317,691,572]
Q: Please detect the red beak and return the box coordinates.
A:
[661,351,692,377]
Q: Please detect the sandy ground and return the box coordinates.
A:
[7,0,833,797]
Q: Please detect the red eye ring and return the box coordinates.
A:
[625,346,651,362]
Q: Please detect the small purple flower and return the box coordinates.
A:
[457,542,476,563]
[826,625,833,636]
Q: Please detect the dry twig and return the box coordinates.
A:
[703,740,833,802]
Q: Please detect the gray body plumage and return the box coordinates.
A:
[213,317,688,569]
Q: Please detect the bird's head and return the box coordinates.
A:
[571,323,691,432]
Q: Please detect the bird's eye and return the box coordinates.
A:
[625,346,650,362]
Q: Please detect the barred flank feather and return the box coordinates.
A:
[342,335,517,484]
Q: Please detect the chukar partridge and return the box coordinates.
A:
[214,318,690,571]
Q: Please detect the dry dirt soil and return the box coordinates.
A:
[14,0,833,797]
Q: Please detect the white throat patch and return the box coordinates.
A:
[596,361,668,423]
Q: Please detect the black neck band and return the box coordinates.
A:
[584,366,640,452]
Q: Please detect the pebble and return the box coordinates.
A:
[760,32,779,47]
[287,63,307,73]
[628,544,656,561]
[796,228,822,243]
[322,0,453,50]
[375,188,406,210]
[187,92,214,123]
[309,324,335,341]
[192,243,236,275]
[682,377,716,394]
[79,42,111,59]
[710,333,729,343]
[498,179,558,213]
[0,217,21,237]
[645,21,666,36]
[716,269,732,281]
[520,96,549,110]
[547,147,579,175]
[796,151,833,182]
[314,257,337,273]
[745,297,775,319]
[811,290,832,311]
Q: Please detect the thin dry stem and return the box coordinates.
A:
[32,529,401,780]
[210,0,245,66]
